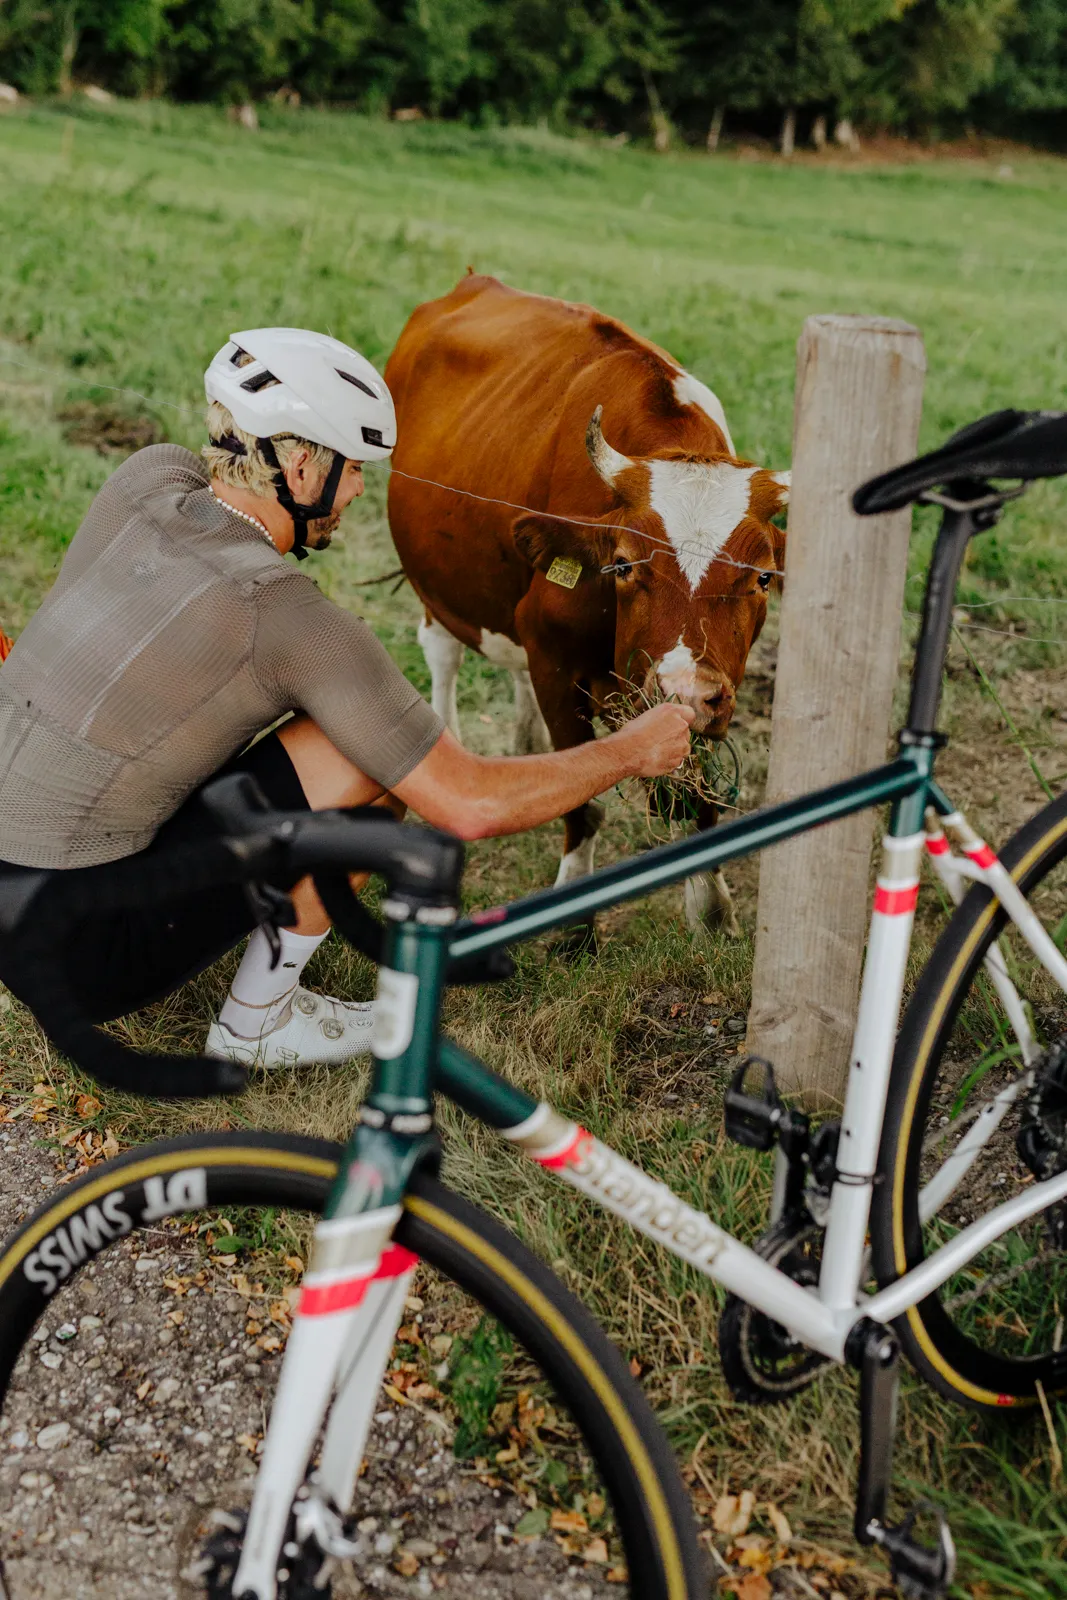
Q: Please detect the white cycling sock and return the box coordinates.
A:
[218,926,328,1040]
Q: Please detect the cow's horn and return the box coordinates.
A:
[586,406,634,489]
[770,469,791,502]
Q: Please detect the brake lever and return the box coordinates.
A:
[244,880,297,969]
[199,770,276,834]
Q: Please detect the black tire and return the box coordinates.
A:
[0,1131,703,1598]
[872,789,1067,1412]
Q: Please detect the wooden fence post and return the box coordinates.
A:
[746,314,926,1109]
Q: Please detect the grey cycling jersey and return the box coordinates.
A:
[0,445,443,869]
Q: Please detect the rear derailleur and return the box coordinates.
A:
[721,1058,956,1598]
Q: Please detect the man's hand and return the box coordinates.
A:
[396,703,696,840]
[612,703,695,778]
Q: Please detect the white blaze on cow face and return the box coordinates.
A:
[656,636,699,701]
[671,371,736,455]
[647,459,758,590]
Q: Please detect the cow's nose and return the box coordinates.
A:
[701,682,733,713]
[692,678,735,733]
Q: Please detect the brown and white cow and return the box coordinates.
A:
[385,274,789,933]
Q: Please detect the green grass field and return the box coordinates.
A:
[3,99,1067,1596]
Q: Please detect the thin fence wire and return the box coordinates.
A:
[4,350,1067,832]
[0,348,773,581]
[4,347,1067,643]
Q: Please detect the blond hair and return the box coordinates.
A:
[202,401,336,495]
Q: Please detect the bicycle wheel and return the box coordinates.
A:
[872,789,1067,1411]
[0,1131,703,1599]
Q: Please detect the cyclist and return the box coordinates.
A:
[0,328,693,1072]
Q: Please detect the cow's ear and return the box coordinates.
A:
[512,513,613,574]
[749,468,789,522]
[749,470,789,577]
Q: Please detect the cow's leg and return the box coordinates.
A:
[556,799,605,886]
[512,668,552,755]
[677,803,740,939]
[418,613,464,739]
[684,868,740,939]
[474,629,551,756]
[520,656,606,954]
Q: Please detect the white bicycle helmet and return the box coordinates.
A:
[204,328,396,557]
[205,327,396,461]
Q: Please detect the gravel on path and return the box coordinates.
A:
[0,1114,625,1599]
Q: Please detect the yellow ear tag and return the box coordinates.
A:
[546,556,582,589]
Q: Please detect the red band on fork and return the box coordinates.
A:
[298,1243,419,1317]
[873,883,919,916]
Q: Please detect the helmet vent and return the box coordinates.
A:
[241,369,281,393]
[337,370,378,399]
[230,347,255,368]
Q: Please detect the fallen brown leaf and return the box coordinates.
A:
[550,1509,588,1534]
[765,1503,792,1544]
[713,1490,755,1539]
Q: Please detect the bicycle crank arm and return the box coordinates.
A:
[848,1319,956,1598]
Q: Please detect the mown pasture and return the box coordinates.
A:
[2,99,1067,1595]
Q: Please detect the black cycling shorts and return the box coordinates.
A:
[0,732,308,1024]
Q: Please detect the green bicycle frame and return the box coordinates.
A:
[325,738,945,1220]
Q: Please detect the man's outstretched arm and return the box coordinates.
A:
[392,704,694,841]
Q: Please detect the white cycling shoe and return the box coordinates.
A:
[205,988,375,1069]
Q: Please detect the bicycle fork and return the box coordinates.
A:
[230,1209,416,1600]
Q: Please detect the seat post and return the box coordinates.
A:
[906,506,979,736]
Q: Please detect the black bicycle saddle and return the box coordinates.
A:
[854,408,1067,515]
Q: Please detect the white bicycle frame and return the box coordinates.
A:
[232,806,1067,1600]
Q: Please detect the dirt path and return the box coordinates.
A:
[0,1114,626,1599]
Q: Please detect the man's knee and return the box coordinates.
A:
[277,715,387,811]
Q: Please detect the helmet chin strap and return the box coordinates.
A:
[257,437,346,561]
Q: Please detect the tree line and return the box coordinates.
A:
[1,0,1066,147]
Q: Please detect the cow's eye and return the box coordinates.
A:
[611,558,634,579]
[757,570,772,591]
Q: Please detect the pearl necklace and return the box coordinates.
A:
[211,489,277,551]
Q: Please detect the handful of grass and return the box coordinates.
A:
[644,735,742,824]
[602,682,742,825]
